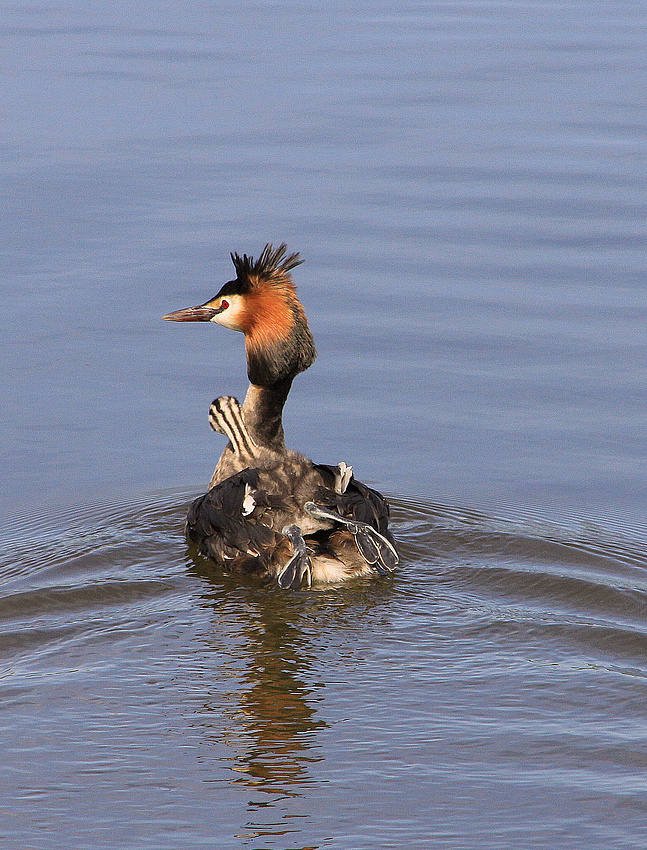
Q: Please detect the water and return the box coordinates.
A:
[3,494,647,848]
[1,1,647,847]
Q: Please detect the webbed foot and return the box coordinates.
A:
[304,502,398,575]
[277,524,312,589]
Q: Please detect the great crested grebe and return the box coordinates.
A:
[163,243,398,588]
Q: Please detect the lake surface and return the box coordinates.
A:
[1,1,646,847]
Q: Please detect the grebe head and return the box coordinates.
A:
[163,243,316,386]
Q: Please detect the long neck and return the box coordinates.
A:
[241,378,294,452]
[238,288,315,453]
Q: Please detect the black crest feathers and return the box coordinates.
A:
[230,243,303,289]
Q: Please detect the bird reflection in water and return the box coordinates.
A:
[190,559,327,844]
[231,613,325,794]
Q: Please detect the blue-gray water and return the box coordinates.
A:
[1,2,646,847]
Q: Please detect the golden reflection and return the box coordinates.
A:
[230,613,326,794]
[187,551,394,847]
[189,557,327,800]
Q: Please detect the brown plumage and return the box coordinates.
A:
[187,396,397,587]
[229,245,315,386]
[163,244,398,588]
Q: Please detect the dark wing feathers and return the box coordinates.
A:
[313,463,394,541]
[186,469,283,572]
[185,461,397,582]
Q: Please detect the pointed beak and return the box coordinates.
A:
[162,304,220,322]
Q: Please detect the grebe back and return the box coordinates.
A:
[187,395,397,587]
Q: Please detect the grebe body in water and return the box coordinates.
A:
[163,244,398,587]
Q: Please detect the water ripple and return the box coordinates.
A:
[2,490,647,849]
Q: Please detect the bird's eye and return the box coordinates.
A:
[221,299,229,310]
